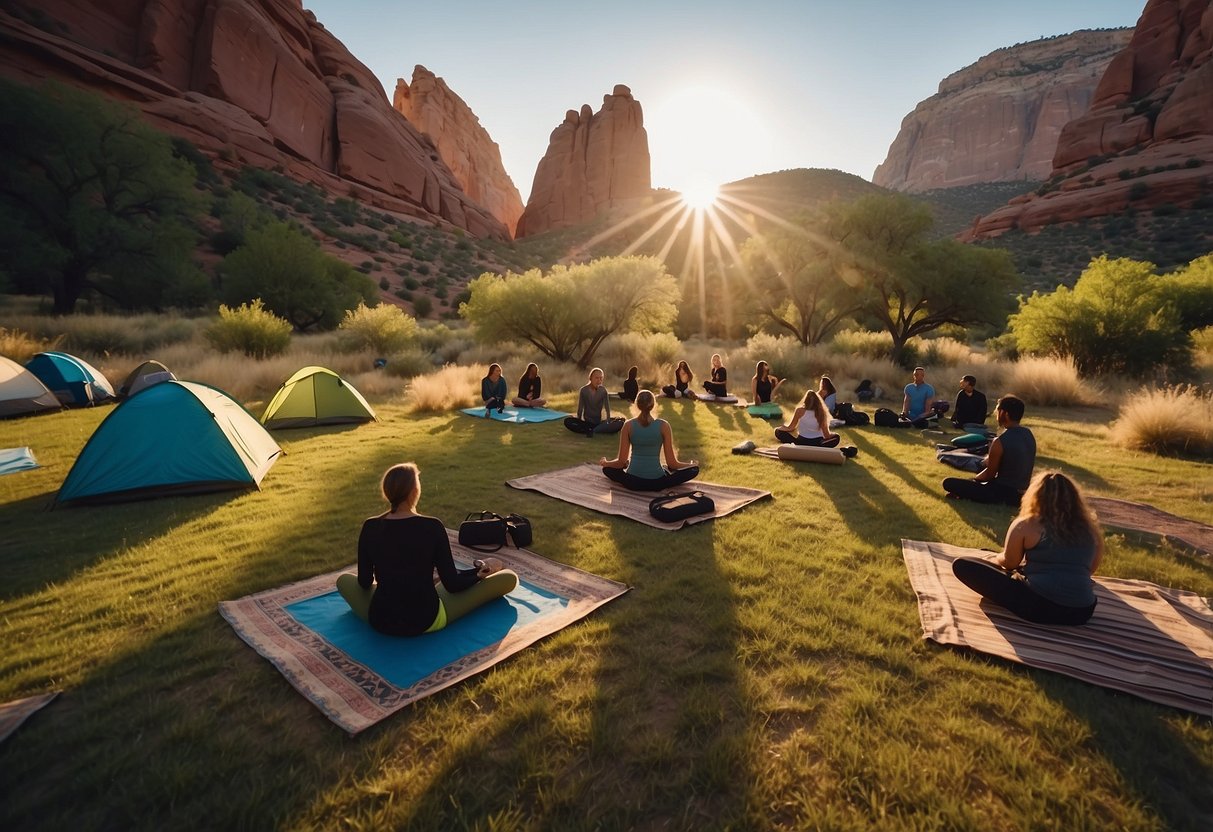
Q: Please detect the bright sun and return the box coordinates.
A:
[679,180,720,210]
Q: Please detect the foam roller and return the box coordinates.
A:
[776,444,845,465]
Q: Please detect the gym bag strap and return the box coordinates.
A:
[458,511,507,552]
[505,513,532,548]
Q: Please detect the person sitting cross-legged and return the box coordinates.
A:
[942,394,1036,506]
[774,390,841,448]
[952,374,988,430]
[951,470,1102,625]
[337,463,519,636]
[512,362,547,408]
[480,362,507,415]
[599,389,700,491]
[564,367,624,437]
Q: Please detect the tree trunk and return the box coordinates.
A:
[52,265,88,314]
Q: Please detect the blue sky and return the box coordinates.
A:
[304,1,1146,200]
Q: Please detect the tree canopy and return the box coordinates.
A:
[0,79,205,314]
[220,222,377,331]
[739,221,859,345]
[1010,255,1192,377]
[829,195,1019,362]
[461,256,677,367]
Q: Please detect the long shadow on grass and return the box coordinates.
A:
[1035,670,1213,830]
[1034,455,1112,490]
[0,418,495,830]
[815,453,936,543]
[848,431,940,501]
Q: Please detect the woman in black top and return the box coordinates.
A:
[512,362,547,408]
[703,353,728,397]
[750,360,783,404]
[662,360,695,398]
[336,463,518,636]
[618,366,639,402]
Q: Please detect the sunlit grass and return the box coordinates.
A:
[1,390,1210,830]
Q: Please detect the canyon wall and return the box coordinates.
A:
[874,29,1133,192]
[968,0,1213,238]
[0,0,508,239]
[515,84,651,237]
[394,66,524,236]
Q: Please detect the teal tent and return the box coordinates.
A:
[26,351,115,406]
[56,381,282,506]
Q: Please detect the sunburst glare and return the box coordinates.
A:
[678,180,720,211]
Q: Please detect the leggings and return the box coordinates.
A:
[661,384,691,398]
[703,381,727,397]
[564,416,624,435]
[942,477,1022,506]
[336,570,519,633]
[483,397,505,411]
[774,429,840,447]
[951,558,1096,625]
[602,465,699,492]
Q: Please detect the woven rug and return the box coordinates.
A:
[902,539,1213,716]
[506,462,771,530]
[458,406,568,423]
[1089,496,1213,557]
[220,531,628,734]
[0,691,58,744]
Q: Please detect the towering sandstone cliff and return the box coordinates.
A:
[968,0,1213,238]
[394,66,524,236]
[0,0,508,239]
[515,84,652,238]
[874,29,1133,192]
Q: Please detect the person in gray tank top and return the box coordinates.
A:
[942,395,1035,506]
[951,470,1103,625]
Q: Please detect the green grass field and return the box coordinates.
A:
[1,394,1210,831]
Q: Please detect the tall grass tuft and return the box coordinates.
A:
[0,327,61,362]
[406,364,484,413]
[1,312,202,354]
[1109,385,1213,456]
[1005,356,1097,407]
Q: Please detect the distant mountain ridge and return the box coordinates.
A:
[874,29,1132,192]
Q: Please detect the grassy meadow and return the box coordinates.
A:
[1,365,1211,830]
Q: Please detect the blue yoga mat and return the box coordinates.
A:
[459,406,569,423]
[285,580,569,689]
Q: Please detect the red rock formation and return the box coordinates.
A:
[515,84,652,237]
[967,0,1213,239]
[874,30,1132,192]
[0,0,508,240]
[394,66,524,237]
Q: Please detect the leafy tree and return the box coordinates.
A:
[1162,253,1213,332]
[740,221,860,345]
[0,79,204,314]
[461,256,677,367]
[220,222,377,331]
[830,195,1019,363]
[1010,255,1189,377]
[337,302,418,354]
[211,191,272,255]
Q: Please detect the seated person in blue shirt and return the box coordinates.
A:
[599,389,699,491]
[901,366,937,426]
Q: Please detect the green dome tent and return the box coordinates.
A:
[260,366,376,430]
[56,381,282,506]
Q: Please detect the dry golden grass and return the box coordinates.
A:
[0,327,61,363]
[1109,385,1213,456]
[405,364,485,412]
[1005,356,1098,407]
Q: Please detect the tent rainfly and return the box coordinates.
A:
[56,380,282,506]
[25,351,115,406]
[0,356,61,418]
[260,366,376,429]
[118,359,176,398]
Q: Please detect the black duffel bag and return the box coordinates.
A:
[649,490,715,523]
[459,511,507,552]
[505,513,532,548]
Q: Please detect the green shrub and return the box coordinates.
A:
[412,295,433,318]
[382,347,437,379]
[336,302,418,354]
[204,299,292,358]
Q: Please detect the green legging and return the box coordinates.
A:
[336,571,519,633]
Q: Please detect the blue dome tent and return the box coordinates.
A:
[25,351,115,406]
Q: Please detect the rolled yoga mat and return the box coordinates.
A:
[776,443,845,465]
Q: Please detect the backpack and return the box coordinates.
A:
[835,401,870,426]
[874,407,909,428]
